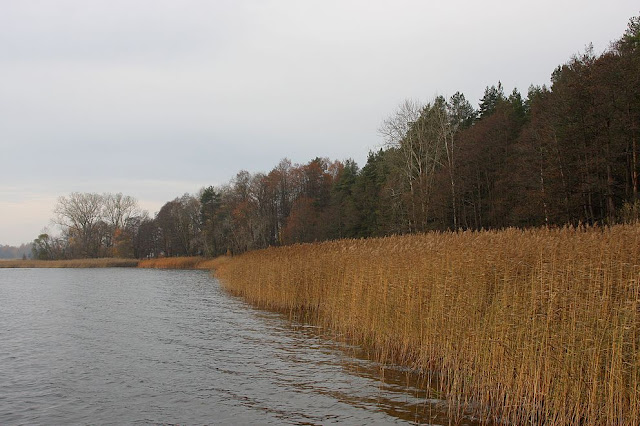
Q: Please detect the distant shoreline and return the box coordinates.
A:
[0,256,217,269]
[0,258,139,268]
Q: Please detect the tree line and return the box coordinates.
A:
[0,244,32,259]
[34,16,640,259]
[32,192,143,259]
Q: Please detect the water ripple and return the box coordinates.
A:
[0,268,473,425]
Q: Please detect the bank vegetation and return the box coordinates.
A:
[0,258,138,268]
[213,225,640,425]
[0,256,216,269]
[138,256,217,270]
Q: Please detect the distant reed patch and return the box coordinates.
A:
[0,258,139,268]
[138,256,216,270]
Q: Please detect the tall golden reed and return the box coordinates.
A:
[212,225,640,425]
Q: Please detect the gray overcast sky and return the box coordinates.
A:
[1,0,638,246]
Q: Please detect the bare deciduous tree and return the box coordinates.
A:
[379,98,451,231]
[54,192,104,257]
[103,193,140,231]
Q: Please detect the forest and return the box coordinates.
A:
[32,16,640,260]
[0,244,32,259]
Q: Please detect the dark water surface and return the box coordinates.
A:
[0,268,465,425]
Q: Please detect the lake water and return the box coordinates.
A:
[0,268,468,425]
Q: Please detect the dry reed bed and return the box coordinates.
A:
[212,226,640,425]
[0,258,139,268]
[138,256,217,270]
[0,256,219,270]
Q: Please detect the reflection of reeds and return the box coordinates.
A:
[138,256,216,270]
[212,225,640,425]
[0,258,139,268]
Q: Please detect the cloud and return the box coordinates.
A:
[1,0,638,244]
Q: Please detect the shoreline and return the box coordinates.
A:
[0,258,139,268]
[0,256,217,269]
[211,225,640,425]
[4,226,640,424]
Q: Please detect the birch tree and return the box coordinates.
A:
[379,99,451,231]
